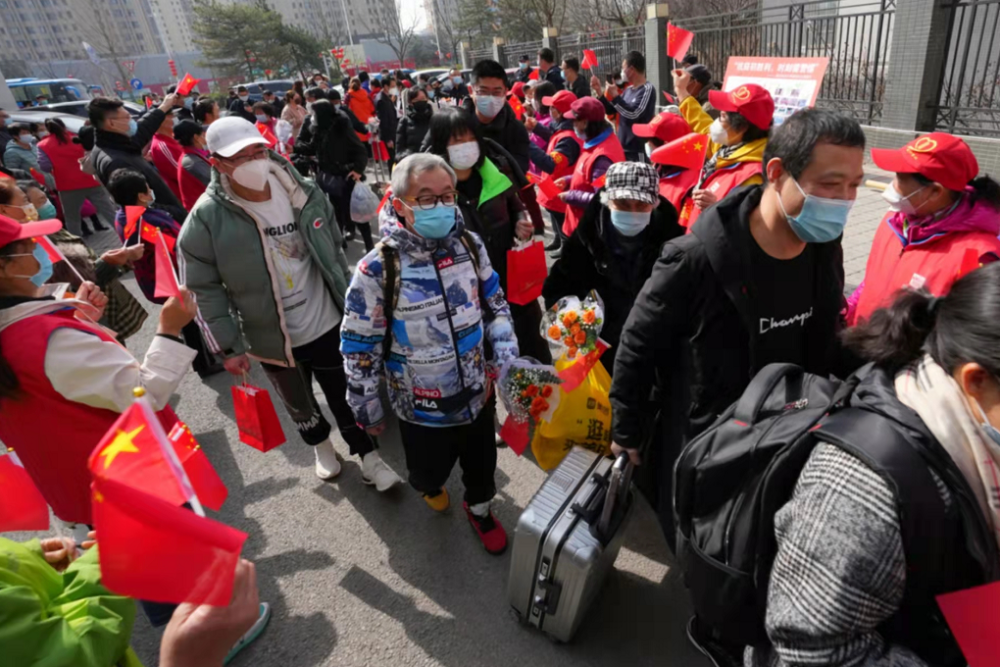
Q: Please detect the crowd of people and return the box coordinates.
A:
[1,45,1000,667]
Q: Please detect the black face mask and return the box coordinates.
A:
[410,100,432,117]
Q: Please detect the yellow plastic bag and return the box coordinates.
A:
[531,359,613,470]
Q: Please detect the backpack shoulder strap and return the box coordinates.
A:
[458,230,480,276]
[377,242,400,362]
[815,408,950,594]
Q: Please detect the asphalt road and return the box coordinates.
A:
[11,227,708,667]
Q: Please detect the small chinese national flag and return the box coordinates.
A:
[663,90,676,104]
[582,49,598,70]
[0,452,49,531]
[666,23,694,61]
[538,177,563,200]
[88,401,190,507]
[592,174,607,189]
[145,96,153,109]
[92,476,247,605]
[509,95,524,121]
[169,421,228,512]
[123,206,144,241]
[141,222,175,254]
[651,132,709,171]
[36,236,66,264]
[176,73,199,97]
[528,69,539,81]
[153,229,182,299]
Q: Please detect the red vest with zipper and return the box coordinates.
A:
[38,134,101,192]
[537,129,583,214]
[564,134,626,236]
[853,212,1000,324]
[658,168,700,215]
[0,310,177,524]
[177,147,209,210]
[679,161,762,229]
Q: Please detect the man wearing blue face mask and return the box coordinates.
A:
[341,153,518,555]
[88,95,188,221]
[543,162,683,373]
[609,108,866,548]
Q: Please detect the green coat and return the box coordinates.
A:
[0,537,141,667]
[178,153,352,366]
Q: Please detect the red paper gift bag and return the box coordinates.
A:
[506,241,548,305]
[231,383,286,451]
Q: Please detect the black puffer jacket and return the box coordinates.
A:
[292,109,367,177]
[610,185,857,537]
[395,101,432,161]
[542,192,683,373]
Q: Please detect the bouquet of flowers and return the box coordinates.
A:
[498,358,563,455]
[542,292,609,391]
[543,292,605,361]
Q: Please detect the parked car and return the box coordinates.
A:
[7,110,87,134]
[229,79,296,99]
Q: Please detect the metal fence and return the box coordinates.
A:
[500,40,543,68]
[468,46,494,65]
[675,0,896,125]
[557,26,645,83]
[936,0,1000,137]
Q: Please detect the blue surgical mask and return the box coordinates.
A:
[560,71,566,81]
[37,200,57,220]
[410,203,456,239]
[609,208,651,237]
[184,98,194,109]
[520,62,529,70]
[255,114,268,123]
[127,118,138,137]
[475,95,506,120]
[8,243,55,286]
[427,90,435,100]
[778,177,853,244]
[452,76,463,85]
[974,399,1000,448]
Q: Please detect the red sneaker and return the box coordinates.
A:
[464,502,507,555]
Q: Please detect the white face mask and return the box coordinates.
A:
[230,159,270,191]
[881,182,926,217]
[447,141,480,170]
[305,102,313,112]
[239,94,249,102]
[709,119,729,146]
[620,68,628,82]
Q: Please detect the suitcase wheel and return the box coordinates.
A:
[509,606,528,625]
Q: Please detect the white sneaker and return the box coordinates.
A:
[314,439,342,480]
[361,451,402,492]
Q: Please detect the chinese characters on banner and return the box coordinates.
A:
[722,57,830,126]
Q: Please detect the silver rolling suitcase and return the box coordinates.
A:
[508,448,634,642]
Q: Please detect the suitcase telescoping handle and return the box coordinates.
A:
[597,453,632,540]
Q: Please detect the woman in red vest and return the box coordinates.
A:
[633,111,693,211]
[672,71,773,229]
[36,118,117,237]
[848,133,1000,325]
[525,89,583,257]
[0,214,197,527]
[174,119,211,210]
[558,97,625,237]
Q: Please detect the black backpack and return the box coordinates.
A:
[673,363,991,665]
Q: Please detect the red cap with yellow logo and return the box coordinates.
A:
[870,133,979,192]
[707,84,774,131]
[633,111,690,143]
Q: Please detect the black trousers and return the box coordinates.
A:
[546,209,566,244]
[260,324,375,457]
[397,399,497,505]
[326,176,375,252]
[183,320,217,375]
[519,187,546,234]
[510,300,551,364]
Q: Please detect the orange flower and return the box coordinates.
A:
[567,347,577,359]
[538,399,550,412]
[573,330,587,345]
[525,385,539,397]
[583,310,596,324]
[563,336,575,347]
[547,325,562,340]
[541,385,553,398]
[562,310,578,327]
[570,323,582,335]
[531,396,548,413]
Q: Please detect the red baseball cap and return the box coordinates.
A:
[633,111,690,143]
[870,133,979,192]
[0,213,61,248]
[565,96,605,122]
[708,84,774,130]
[542,90,577,115]
[509,81,526,99]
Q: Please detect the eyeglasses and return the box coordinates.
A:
[225,148,269,166]
[473,87,506,98]
[401,191,459,210]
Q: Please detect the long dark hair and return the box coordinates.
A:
[44,117,69,144]
[426,108,485,170]
[533,81,556,115]
[844,262,1000,376]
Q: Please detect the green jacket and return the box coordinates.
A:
[178,153,352,366]
[0,538,141,667]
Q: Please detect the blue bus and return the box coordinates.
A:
[6,78,92,108]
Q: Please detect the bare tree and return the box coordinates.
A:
[375,0,419,67]
[75,0,137,94]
